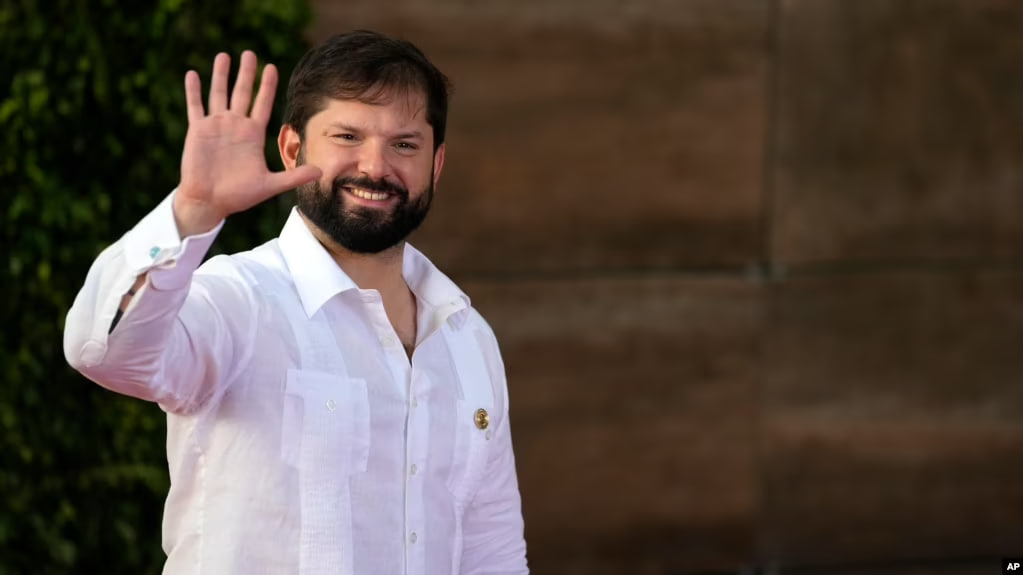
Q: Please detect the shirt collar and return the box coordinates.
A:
[402,243,472,328]
[278,208,359,317]
[277,208,471,323]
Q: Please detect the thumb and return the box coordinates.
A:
[265,165,322,195]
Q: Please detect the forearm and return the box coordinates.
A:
[106,191,224,332]
[63,191,224,409]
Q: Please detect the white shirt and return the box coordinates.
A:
[63,192,528,575]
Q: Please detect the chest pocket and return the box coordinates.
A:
[281,369,371,475]
[444,324,496,508]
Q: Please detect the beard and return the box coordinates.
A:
[295,162,434,254]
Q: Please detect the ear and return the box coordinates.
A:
[432,143,446,188]
[278,124,302,169]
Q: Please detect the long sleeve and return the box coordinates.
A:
[63,191,251,414]
[459,329,529,574]
[459,409,529,574]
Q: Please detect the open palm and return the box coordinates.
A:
[175,51,319,236]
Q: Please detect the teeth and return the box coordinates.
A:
[349,187,389,201]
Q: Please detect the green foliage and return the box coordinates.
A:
[0,1,311,572]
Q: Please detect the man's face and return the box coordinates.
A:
[291,93,443,254]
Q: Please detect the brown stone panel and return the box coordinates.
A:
[464,276,764,573]
[309,0,769,274]
[772,0,1023,264]
[762,271,1023,565]
[778,563,997,575]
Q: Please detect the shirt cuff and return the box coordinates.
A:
[123,190,224,291]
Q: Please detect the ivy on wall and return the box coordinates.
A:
[1,1,311,572]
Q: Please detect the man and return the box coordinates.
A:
[64,30,528,574]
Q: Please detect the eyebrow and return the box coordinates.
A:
[326,123,423,140]
[392,130,424,141]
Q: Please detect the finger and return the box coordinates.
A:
[230,50,257,114]
[209,52,230,114]
[184,70,204,123]
[251,63,278,126]
[264,165,321,196]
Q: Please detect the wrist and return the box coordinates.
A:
[172,191,224,239]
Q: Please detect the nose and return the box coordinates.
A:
[356,140,390,182]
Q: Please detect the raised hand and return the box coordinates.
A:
[174,51,321,237]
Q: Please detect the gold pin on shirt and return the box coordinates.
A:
[474,408,489,430]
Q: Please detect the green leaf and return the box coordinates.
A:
[1,1,312,572]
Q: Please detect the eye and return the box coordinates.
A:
[332,133,357,141]
[394,142,419,152]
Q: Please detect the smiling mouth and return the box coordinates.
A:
[344,186,394,201]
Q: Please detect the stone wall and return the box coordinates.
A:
[309,1,1023,572]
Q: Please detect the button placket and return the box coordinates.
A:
[403,367,429,571]
[360,291,400,355]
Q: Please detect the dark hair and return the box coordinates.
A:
[283,30,452,150]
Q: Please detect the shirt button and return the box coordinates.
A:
[325,399,337,412]
[411,398,418,408]
[474,408,489,430]
[410,464,418,476]
[409,531,418,544]
[149,246,160,259]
